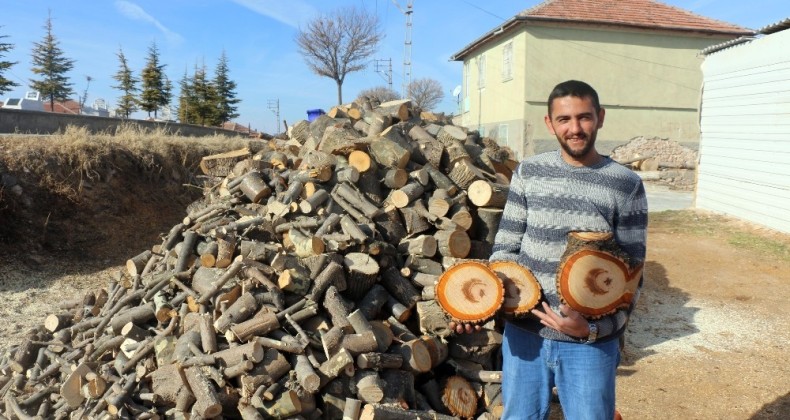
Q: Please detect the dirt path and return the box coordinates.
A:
[1,209,788,419]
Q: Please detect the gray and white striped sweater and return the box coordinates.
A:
[490,150,648,343]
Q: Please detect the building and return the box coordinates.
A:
[450,0,752,158]
[1,91,45,112]
[695,18,790,233]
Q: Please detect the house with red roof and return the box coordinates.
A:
[450,0,752,157]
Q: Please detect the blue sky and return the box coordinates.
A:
[1,0,788,134]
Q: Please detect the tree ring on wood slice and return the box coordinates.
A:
[435,261,503,323]
[489,261,541,316]
[557,232,643,318]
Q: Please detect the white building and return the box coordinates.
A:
[697,18,790,233]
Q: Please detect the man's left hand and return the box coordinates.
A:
[531,302,590,338]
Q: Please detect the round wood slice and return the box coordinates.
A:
[441,375,478,418]
[435,261,503,323]
[489,261,541,316]
[557,232,643,318]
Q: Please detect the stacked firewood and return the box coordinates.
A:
[0,98,517,419]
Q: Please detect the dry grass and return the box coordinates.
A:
[650,209,790,263]
[0,124,251,202]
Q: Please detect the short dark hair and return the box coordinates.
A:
[547,80,601,116]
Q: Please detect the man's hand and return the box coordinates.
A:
[530,302,590,338]
[448,321,482,335]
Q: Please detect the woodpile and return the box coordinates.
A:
[0,98,518,419]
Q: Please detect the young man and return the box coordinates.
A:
[453,80,648,419]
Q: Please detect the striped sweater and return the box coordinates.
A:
[490,150,648,343]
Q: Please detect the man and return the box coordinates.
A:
[452,80,647,419]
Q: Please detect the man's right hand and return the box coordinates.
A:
[448,321,482,334]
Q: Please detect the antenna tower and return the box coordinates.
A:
[267,98,280,134]
[391,0,414,98]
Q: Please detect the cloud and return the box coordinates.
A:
[115,1,184,45]
[230,0,318,29]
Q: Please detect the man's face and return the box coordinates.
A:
[544,95,605,165]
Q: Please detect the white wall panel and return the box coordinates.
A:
[697,29,790,233]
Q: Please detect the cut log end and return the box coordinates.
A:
[490,261,541,316]
[435,261,503,323]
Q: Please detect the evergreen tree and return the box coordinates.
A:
[213,50,240,124]
[190,63,219,126]
[139,41,167,119]
[177,69,196,124]
[112,47,138,118]
[0,29,20,95]
[29,13,75,111]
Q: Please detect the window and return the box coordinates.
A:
[498,124,509,145]
[502,42,513,81]
[477,53,486,89]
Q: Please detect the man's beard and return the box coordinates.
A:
[559,132,597,159]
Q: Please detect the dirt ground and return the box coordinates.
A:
[1,133,788,418]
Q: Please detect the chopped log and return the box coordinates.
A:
[239,172,272,204]
[44,313,73,333]
[343,397,362,420]
[184,366,223,418]
[127,250,152,276]
[369,138,411,169]
[420,335,449,368]
[377,99,412,122]
[214,291,259,333]
[200,147,250,176]
[423,163,458,196]
[229,308,280,342]
[397,235,437,258]
[343,253,381,300]
[404,255,444,276]
[348,150,373,173]
[335,182,383,219]
[441,375,477,418]
[475,207,503,244]
[490,260,541,317]
[391,339,432,373]
[356,352,402,370]
[288,228,325,258]
[436,125,467,146]
[355,370,385,403]
[295,354,321,393]
[318,348,355,379]
[323,285,353,331]
[398,205,432,236]
[445,141,471,167]
[380,267,421,311]
[390,182,425,209]
[447,158,485,190]
[260,389,302,418]
[434,229,471,259]
[468,180,509,208]
[383,168,409,189]
[416,300,451,338]
[435,261,503,323]
[558,231,643,318]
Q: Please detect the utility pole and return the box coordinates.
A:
[391,0,414,98]
[267,98,280,134]
[374,58,393,91]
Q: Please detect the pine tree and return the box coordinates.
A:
[177,69,196,124]
[139,41,168,119]
[29,13,75,111]
[0,29,20,95]
[213,50,240,125]
[112,47,138,118]
[190,63,218,126]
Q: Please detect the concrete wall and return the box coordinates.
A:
[0,108,244,137]
[696,29,790,233]
[459,23,736,158]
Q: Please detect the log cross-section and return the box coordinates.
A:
[435,261,504,324]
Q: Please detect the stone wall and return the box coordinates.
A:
[0,108,243,137]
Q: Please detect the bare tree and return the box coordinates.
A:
[296,6,383,105]
[357,85,400,105]
[407,78,444,111]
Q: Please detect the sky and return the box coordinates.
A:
[1,0,788,134]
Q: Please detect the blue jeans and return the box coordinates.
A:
[501,322,620,420]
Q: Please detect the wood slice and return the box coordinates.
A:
[557,232,643,318]
[441,375,477,418]
[489,261,541,316]
[435,261,503,323]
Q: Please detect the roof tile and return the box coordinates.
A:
[520,0,752,34]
